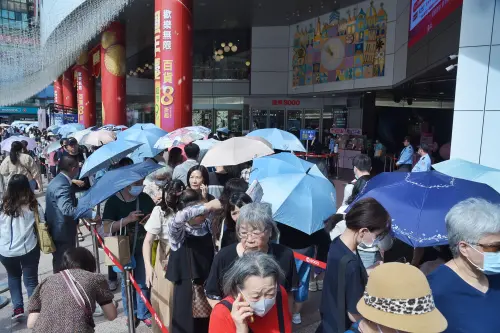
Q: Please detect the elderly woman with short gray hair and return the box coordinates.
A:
[205,203,298,308]
[428,198,500,333]
[208,252,292,333]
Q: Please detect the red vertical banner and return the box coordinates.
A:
[101,21,126,126]
[62,68,76,109]
[74,52,96,128]
[154,0,193,132]
[53,76,63,105]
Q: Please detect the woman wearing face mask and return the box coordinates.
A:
[102,178,156,328]
[165,189,222,333]
[344,262,447,333]
[428,198,500,333]
[317,198,391,333]
[187,165,215,202]
[205,203,298,308]
[209,252,292,333]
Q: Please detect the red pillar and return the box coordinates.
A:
[53,76,63,105]
[74,52,96,127]
[154,0,193,131]
[62,68,76,108]
[101,21,126,125]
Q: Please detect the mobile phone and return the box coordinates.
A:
[139,214,151,225]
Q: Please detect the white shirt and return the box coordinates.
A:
[0,204,45,257]
[144,206,172,241]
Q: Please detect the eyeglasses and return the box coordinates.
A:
[238,229,266,239]
[470,242,500,253]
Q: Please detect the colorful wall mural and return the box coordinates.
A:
[291,1,388,87]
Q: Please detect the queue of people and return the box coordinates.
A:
[0,131,499,333]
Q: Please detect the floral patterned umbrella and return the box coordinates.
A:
[154,126,211,150]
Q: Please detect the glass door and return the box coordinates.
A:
[304,109,322,141]
[193,109,214,131]
[286,109,302,138]
[269,109,285,130]
[250,109,268,130]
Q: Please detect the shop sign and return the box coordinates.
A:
[330,128,362,135]
[272,99,301,106]
[0,107,38,114]
[154,2,175,130]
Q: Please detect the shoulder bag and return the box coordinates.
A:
[61,269,95,328]
[188,245,212,318]
[33,204,56,254]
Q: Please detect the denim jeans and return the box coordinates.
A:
[0,246,40,309]
[120,251,151,320]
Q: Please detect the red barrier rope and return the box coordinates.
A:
[82,220,326,333]
[89,224,169,333]
[293,251,327,269]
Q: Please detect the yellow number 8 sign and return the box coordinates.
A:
[161,86,174,106]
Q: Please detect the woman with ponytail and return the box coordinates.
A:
[142,179,185,333]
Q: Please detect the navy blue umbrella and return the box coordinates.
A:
[349,171,500,247]
[75,160,162,218]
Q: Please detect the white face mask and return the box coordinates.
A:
[361,231,380,248]
[129,185,144,197]
[240,288,276,317]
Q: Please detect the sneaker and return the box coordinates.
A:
[308,281,318,292]
[108,280,118,291]
[292,313,302,325]
[317,280,324,291]
[12,307,24,320]
[142,318,153,328]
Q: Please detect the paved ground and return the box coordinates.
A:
[0,181,323,333]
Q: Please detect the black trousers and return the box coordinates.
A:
[397,164,412,172]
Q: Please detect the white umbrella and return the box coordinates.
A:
[80,130,116,147]
[45,141,62,154]
[201,137,274,167]
[69,128,93,143]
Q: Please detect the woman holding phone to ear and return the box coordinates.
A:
[209,252,292,333]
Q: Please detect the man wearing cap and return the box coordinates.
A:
[396,136,414,172]
[412,143,432,172]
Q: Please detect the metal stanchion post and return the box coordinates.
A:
[125,268,136,333]
[90,222,101,274]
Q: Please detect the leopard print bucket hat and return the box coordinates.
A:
[356,263,447,333]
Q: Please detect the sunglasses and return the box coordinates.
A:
[470,242,500,253]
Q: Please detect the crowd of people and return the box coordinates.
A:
[0,126,498,333]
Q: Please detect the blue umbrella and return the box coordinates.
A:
[249,152,323,182]
[350,171,500,247]
[57,123,85,138]
[117,127,167,163]
[433,158,500,194]
[129,123,162,131]
[247,128,306,152]
[75,160,162,218]
[250,153,336,234]
[47,124,60,133]
[79,140,143,179]
[217,127,229,134]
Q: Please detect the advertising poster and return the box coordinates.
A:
[408,0,463,47]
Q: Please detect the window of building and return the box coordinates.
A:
[0,0,31,32]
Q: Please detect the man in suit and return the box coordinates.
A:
[45,155,97,273]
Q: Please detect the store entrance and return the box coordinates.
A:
[250,108,323,141]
